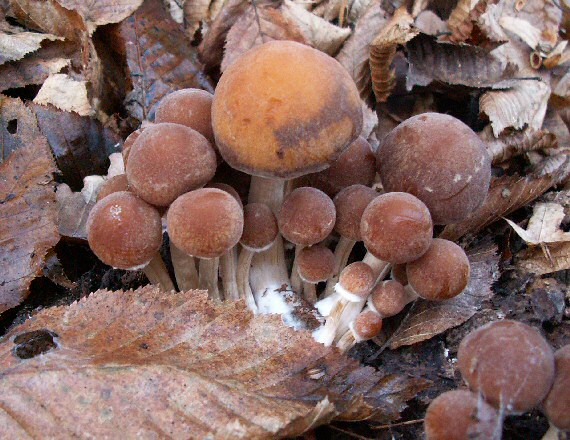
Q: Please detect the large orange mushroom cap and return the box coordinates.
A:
[212,40,363,179]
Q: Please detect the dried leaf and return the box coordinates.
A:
[406,34,517,90]
[0,55,69,92]
[0,287,428,436]
[389,241,500,349]
[221,1,306,72]
[414,10,447,35]
[33,73,93,116]
[183,0,212,38]
[113,0,213,121]
[336,0,388,103]
[55,0,143,34]
[516,242,570,275]
[499,15,542,50]
[440,162,568,241]
[445,0,484,41]
[480,79,550,136]
[0,97,59,313]
[369,7,419,102]
[507,202,570,245]
[0,29,62,65]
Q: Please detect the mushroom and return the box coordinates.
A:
[376,112,492,224]
[126,122,217,207]
[237,203,279,312]
[336,309,383,352]
[211,40,362,323]
[542,344,570,439]
[424,390,501,440]
[166,188,244,301]
[405,238,470,301]
[323,184,378,298]
[86,191,174,291]
[457,320,556,413]
[122,128,143,168]
[96,174,129,202]
[296,245,335,304]
[278,187,336,293]
[390,263,408,285]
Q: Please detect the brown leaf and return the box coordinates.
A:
[0,97,59,313]
[444,0,499,45]
[406,34,517,89]
[369,7,419,102]
[0,28,62,65]
[336,0,388,103]
[0,287,428,436]
[440,160,569,241]
[183,0,212,39]
[507,202,570,245]
[0,51,70,92]
[54,0,143,34]
[389,241,500,349]
[111,0,213,121]
[33,73,93,116]
[221,0,306,72]
[516,242,570,275]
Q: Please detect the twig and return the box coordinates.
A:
[329,425,376,439]
[371,418,424,430]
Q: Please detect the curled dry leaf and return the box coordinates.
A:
[0,97,59,313]
[507,202,570,245]
[183,0,211,38]
[369,7,419,102]
[0,287,428,437]
[112,0,213,121]
[480,79,550,136]
[414,10,447,35]
[389,241,500,349]
[33,73,93,116]
[516,243,570,275]
[444,0,491,43]
[0,29,62,65]
[336,0,388,103]
[0,54,70,92]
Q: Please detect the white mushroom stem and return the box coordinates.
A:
[169,242,199,291]
[142,253,176,291]
[220,247,239,300]
[336,305,381,353]
[362,252,391,282]
[290,245,304,294]
[236,246,259,313]
[199,257,222,301]
[323,236,356,298]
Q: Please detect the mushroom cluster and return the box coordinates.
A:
[86,40,492,338]
[423,320,569,440]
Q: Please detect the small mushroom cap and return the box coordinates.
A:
[167,188,244,259]
[337,262,375,299]
[333,184,378,241]
[543,344,570,430]
[377,112,491,224]
[155,88,215,144]
[240,203,278,251]
[278,187,336,246]
[308,136,376,196]
[351,310,383,341]
[297,245,335,283]
[424,390,501,440]
[457,320,555,413]
[126,123,217,207]
[86,191,162,270]
[360,192,433,264]
[96,174,129,202]
[122,128,144,167]
[391,264,408,285]
[212,40,363,179]
[406,238,470,301]
[369,280,407,318]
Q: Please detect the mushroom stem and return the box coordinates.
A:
[220,247,239,300]
[199,258,222,301]
[169,242,199,291]
[237,247,259,312]
[336,330,356,353]
[290,245,304,294]
[540,424,560,440]
[362,252,391,282]
[248,176,285,212]
[303,281,317,304]
[142,254,176,291]
[324,236,356,298]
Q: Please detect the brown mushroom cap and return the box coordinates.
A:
[406,238,470,301]
[297,245,335,283]
[424,390,500,440]
[457,320,555,413]
[391,264,408,285]
[360,192,433,264]
[155,88,215,144]
[307,136,376,196]
[207,182,243,208]
[211,40,363,178]
[369,280,407,318]
[543,344,570,430]
[240,203,278,251]
[376,112,491,224]
[122,128,143,167]
[333,185,378,242]
[337,262,375,300]
[167,188,244,258]
[352,310,383,341]
[96,174,130,202]
[86,191,162,270]
[126,123,217,207]
[278,187,336,246]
